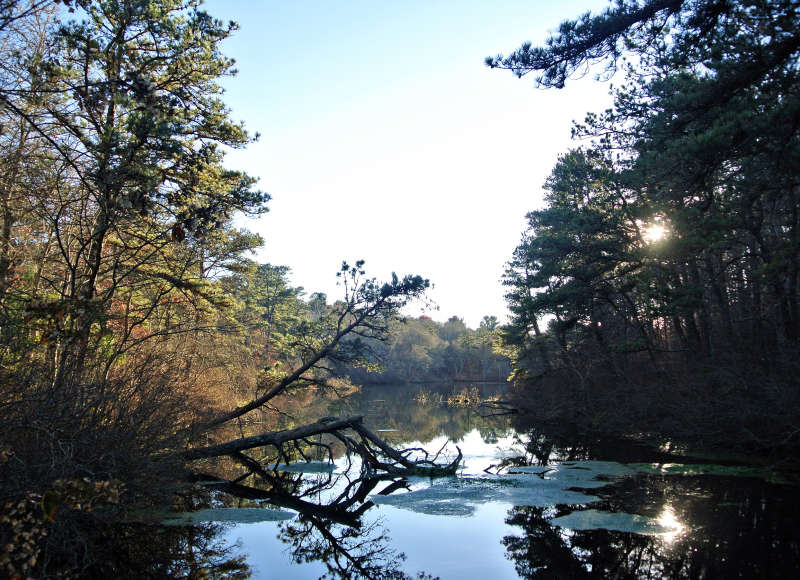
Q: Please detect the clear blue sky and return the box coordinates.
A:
[205,0,612,328]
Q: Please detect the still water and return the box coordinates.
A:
[189,383,800,579]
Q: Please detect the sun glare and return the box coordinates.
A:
[643,223,668,243]
[657,505,685,543]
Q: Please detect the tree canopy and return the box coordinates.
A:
[494,0,800,451]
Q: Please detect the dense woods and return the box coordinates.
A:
[493,0,800,456]
[0,2,431,576]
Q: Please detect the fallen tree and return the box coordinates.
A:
[184,415,461,476]
[200,262,429,430]
[182,263,461,505]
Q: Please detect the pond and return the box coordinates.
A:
[178,383,800,579]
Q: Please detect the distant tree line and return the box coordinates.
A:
[333,314,511,384]
[491,0,800,456]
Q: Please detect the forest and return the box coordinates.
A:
[492,0,800,457]
[0,1,439,575]
[0,0,798,578]
[334,315,510,385]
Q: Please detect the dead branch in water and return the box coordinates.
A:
[182,415,462,477]
[182,416,362,460]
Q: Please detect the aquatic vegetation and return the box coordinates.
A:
[413,389,444,406]
[372,460,637,517]
[447,386,482,407]
[550,509,680,535]
[198,429,800,578]
[509,460,637,488]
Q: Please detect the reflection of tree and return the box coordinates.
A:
[252,382,515,454]
[488,429,594,473]
[503,473,800,579]
[200,454,438,580]
[280,515,427,580]
[217,382,514,466]
[350,383,512,446]
[503,505,659,579]
[478,426,499,444]
[78,521,250,579]
[223,467,434,579]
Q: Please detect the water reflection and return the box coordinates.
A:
[655,505,684,544]
[504,504,677,579]
[132,385,800,579]
[279,515,433,580]
[204,464,441,579]
[88,521,250,578]
[504,469,800,579]
[322,382,515,447]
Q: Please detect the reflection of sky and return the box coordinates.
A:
[222,522,328,580]
[222,501,520,580]
[220,428,536,579]
[395,429,525,475]
[381,502,520,579]
[219,429,690,578]
[458,429,526,474]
